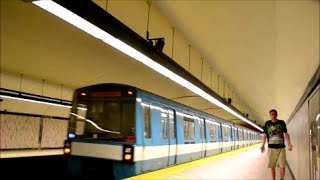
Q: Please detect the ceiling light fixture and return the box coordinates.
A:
[0,88,86,110]
[31,0,262,132]
[1,94,71,108]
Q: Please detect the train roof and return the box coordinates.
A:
[74,83,136,92]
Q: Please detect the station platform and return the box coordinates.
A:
[125,144,293,180]
[0,149,63,158]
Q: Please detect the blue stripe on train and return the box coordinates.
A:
[71,138,248,146]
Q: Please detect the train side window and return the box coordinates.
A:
[243,131,247,140]
[237,128,239,140]
[143,105,151,138]
[238,129,242,140]
[161,112,168,139]
[242,130,244,140]
[202,121,221,141]
[234,128,238,140]
[223,125,231,142]
[209,123,217,140]
[217,123,221,140]
[169,112,175,138]
[184,117,195,140]
[199,119,205,139]
[230,127,233,140]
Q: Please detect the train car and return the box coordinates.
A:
[64,83,262,180]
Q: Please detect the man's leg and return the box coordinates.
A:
[278,148,286,180]
[268,148,278,180]
[271,168,276,180]
[280,167,285,180]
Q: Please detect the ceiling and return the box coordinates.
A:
[1,0,319,130]
[152,0,319,123]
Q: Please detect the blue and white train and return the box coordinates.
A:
[64,83,262,180]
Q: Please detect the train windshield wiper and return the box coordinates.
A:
[70,112,120,134]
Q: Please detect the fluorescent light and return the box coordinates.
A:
[32,0,263,132]
[0,95,87,111]
[1,94,71,108]
[33,1,109,40]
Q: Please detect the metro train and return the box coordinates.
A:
[64,83,262,180]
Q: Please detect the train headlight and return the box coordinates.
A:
[64,140,71,155]
[122,144,134,163]
[64,148,71,154]
[124,154,132,161]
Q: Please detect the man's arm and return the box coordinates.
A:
[260,134,267,153]
[284,132,293,151]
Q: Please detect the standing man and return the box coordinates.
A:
[260,109,293,180]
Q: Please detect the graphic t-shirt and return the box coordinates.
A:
[263,120,287,148]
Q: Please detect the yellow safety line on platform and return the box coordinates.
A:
[125,143,262,180]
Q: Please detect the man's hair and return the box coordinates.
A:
[269,109,277,115]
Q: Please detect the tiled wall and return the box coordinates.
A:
[1,114,40,149]
[287,102,310,179]
[0,114,68,150]
[41,118,68,148]
[287,86,319,180]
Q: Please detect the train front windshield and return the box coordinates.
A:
[69,88,136,142]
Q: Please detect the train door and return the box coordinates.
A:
[232,126,236,150]
[141,102,152,172]
[243,130,247,147]
[222,124,232,152]
[162,108,177,167]
[219,122,223,153]
[230,125,234,150]
[234,127,238,149]
[239,128,243,148]
[309,88,319,180]
[199,118,206,157]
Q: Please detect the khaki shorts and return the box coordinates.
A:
[267,148,286,168]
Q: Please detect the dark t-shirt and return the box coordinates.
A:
[263,120,287,148]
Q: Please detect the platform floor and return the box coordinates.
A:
[126,144,293,180]
[0,149,63,158]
